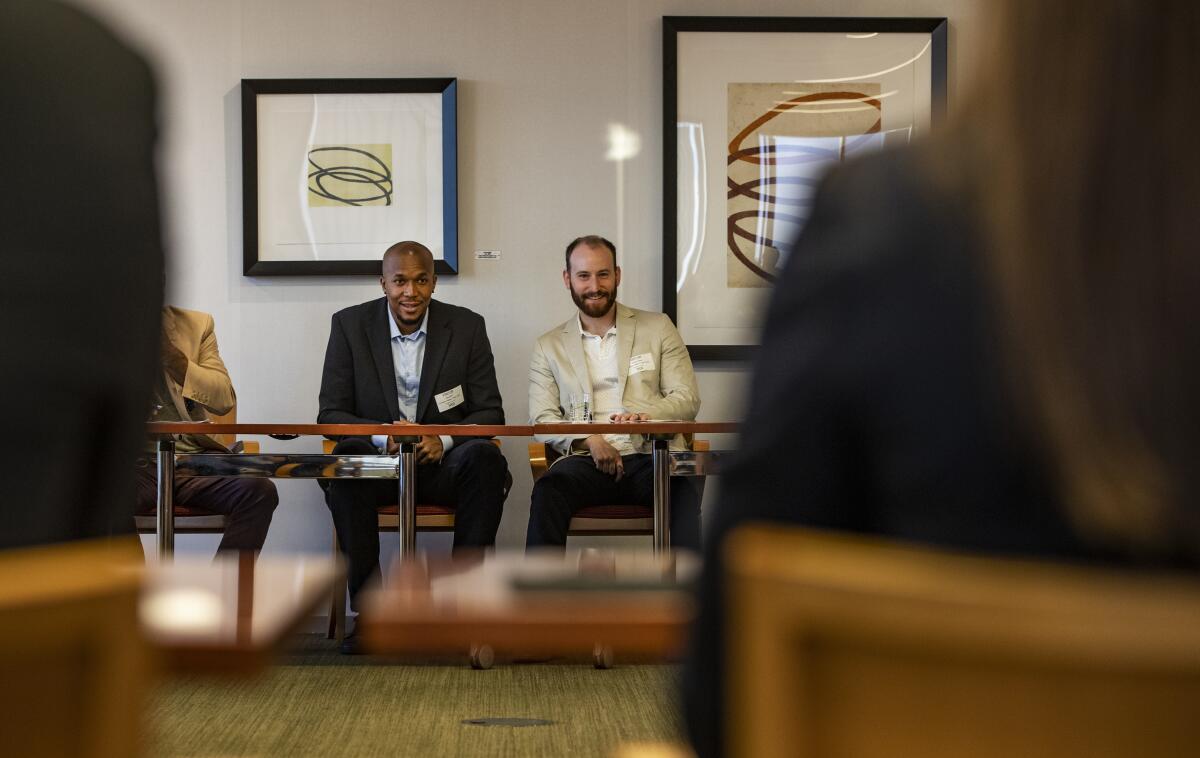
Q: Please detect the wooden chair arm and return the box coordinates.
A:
[209,405,237,449]
[528,442,550,481]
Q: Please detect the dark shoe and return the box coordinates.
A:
[339,629,363,655]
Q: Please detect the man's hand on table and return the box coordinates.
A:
[386,421,445,465]
[414,435,444,465]
[385,420,408,455]
[609,412,650,422]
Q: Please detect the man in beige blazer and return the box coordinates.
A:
[135,307,278,552]
[527,235,703,550]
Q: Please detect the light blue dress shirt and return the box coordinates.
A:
[371,308,454,454]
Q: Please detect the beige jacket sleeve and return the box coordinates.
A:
[528,338,585,456]
[180,313,236,415]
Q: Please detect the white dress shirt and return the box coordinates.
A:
[579,317,639,455]
[371,309,454,454]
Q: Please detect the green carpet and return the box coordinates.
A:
[148,635,683,757]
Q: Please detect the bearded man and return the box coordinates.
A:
[526,235,703,550]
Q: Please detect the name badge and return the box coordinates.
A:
[435,385,465,413]
[629,353,656,375]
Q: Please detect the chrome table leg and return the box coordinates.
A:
[156,438,176,560]
[397,441,416,561]
[652,438,671,555]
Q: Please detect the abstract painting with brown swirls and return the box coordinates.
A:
[727,82,894,288]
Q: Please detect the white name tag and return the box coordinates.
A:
[434,385,465,413]
[629,353,656,375]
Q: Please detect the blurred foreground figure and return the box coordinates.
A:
[685,2,1200,755]
[0,1,164,548]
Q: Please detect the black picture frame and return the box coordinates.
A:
[241,77,459,276]
[663,17,948,361]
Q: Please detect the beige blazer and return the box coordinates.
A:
[159,307,236,451]
[528,303,700,455]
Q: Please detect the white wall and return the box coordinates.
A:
[75,0,984,558]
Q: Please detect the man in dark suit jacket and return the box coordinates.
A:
[319,241,508,649]
[2,1,164,549]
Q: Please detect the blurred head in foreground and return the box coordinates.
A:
[958,0,1200,554]
[684,3,1200,756]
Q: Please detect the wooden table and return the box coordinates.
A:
[360,550,698,666]
[146,420,738,559]
[145,423,532,560]
[140,551,341,675]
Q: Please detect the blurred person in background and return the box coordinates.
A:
[136,307,278,553]
[0,0,164,549]
[684,2,1200,755]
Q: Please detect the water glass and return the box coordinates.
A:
[568,392,592,422]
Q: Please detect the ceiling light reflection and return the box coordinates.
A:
[606,123,641,162]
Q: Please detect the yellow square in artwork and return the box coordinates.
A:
[307,144,394,207]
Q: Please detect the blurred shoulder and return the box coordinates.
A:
[164,307,215,330]
[784,143,979,289]
[813,144,971,248]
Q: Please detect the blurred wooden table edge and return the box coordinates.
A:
[146,422,533,436]
[360,609,691,657]
[141,552,342,676]
[611,742,697,758]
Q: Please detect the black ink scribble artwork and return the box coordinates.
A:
[307,144,394,207]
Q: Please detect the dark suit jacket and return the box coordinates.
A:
[318,298,504,446]
[682,148,1098,758]
[1,1,163,549]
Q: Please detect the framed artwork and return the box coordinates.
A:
[663,17,948,360]
[241,78,458,276]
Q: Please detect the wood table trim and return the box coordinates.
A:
[532,421,738,435]
[146,423,533,437]
[361,600,691,657]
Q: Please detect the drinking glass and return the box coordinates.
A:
[568,392,592,422]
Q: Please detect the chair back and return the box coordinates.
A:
[209,404,236,449]
[724,525,1200,758]
[0,538,149,757]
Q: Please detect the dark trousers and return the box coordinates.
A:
[134,460,278,552]
[325,437,508,608]
[526,453,703,551]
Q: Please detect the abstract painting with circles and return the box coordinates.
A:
[242,78,459,276]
